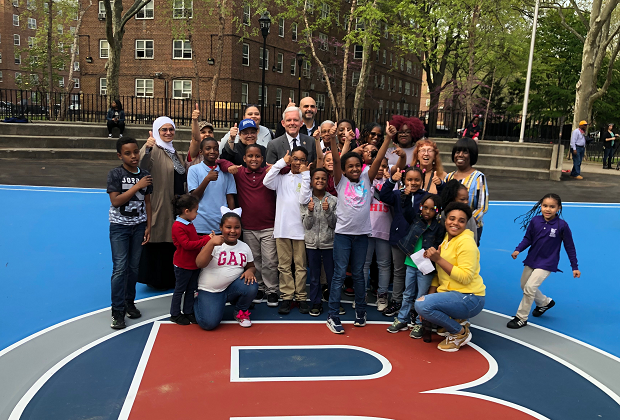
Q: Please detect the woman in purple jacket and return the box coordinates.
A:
[507,193,581,329]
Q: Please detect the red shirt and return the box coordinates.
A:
[219,159,276,230]
[172,219,211,270]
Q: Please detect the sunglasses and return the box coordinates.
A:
[369,132,384,138]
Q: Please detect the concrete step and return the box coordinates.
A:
[0,147,187,161]
[0,135,193,150]
[442,162,550,180]
[432,139,554,159]
[438,151,550,170]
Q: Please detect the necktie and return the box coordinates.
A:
[292,137,298,148]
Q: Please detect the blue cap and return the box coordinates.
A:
[239,118,258,131]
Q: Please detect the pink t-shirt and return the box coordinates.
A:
[369,179,392,242]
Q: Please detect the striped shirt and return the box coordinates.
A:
[444,170,489,227]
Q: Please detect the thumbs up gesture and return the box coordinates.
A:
[229,123,239,140]
[392,167,402,182]
[145,131,156,148]
[386,121,397,139]
[308,199,315,211]
[192,103,200,120]
[322,198,329,212]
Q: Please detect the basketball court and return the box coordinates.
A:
[1,184,619,420]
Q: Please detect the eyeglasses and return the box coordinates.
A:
[398,130,411,135]
[159,127,175,133]
[419,148,434,154]
[369,132,383,138]
[292,157,307,163]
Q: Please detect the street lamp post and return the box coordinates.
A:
[259,11,271,118]
[296,52,305,102]
[518,0,540,143]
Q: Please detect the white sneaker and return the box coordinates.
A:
[235,310,252,328]
[377,293,388,312]
[119,134,123,138]
[108,134,112,138]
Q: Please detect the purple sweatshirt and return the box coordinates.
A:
[515,215,578,272]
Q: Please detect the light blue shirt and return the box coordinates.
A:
[188,163,237,234]
[175,216,191,225]
[570,128,586,150]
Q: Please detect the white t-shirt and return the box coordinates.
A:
[386,145,415,167]
[197,241,254,292]
[335,167,372,235]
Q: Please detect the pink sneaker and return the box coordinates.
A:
[235,310,252,328]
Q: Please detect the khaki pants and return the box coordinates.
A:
[516,266,552,321]
[243,228,279,294]
[276,238,307,301]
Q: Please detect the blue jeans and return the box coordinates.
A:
[570,146,585,176]
[397,265,434,324]
[110,222,146,312]
[194,278,259,331]
[329,233,368,317]
[171,267,200,317]
[415,291,485,334]
[307,248,334,305]
[363,237,392,295]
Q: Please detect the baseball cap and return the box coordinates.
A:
[579,120,588,126]
[199,121,214,131]
[239,118,258,131]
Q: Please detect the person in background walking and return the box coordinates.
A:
[602,123,618,169]
[106,100,125,138]
[570,120,588,180]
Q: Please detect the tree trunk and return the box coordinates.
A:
[106,42,122,104]
[464,5,480,118]
[340,0,357,113]
[481,67,495,140]
[353,6,375,125]
[209,0,226,103]
[47,0,54,119]
[572,41,597,128]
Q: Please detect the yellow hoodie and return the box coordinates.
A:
[431,229,486,296]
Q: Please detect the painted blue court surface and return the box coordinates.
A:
[0,184,619,358]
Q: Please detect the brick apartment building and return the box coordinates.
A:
[73,0,422,119]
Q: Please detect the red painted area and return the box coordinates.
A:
[129,323,535,420]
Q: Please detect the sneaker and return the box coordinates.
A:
[298,301,310,314]
[382,301,401,317]
[125,302,141,319]
[170,314,190,325]
[309,303,323,317]
[532,299,555,317]
[327,315,345,334]
[339,306,346,315]
[321,286,330,302]
[387,318,408,333]
[409,324,424,339]
[235,310,252,327]
[119,134,123,138]
[571,175,584,180]
[111,310,126,329]
[437,319,470,336]
[267,293,279,307]
[186,313,197,324]
[252,290,265,304]
[278,300,292,315]
[377,293,388,312]
[354,311,367,327]
[437,325,472,352]
[507,316,527,329]
[108,133,112,138]
[343,287,355,297]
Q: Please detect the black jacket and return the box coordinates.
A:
[220,142,267,167]
[379,178,427,247]
[398,215,445,257]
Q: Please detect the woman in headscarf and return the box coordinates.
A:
[139,116,187,290]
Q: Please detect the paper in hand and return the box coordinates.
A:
[411,249,435,275]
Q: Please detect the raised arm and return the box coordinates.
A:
[368,122,395,181]
[189,104,202,161]
[263,153,288,190]
[196,236,224,268]
[139,131,157,171]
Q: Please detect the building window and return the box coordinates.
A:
[13,15,19,26]
[400,58,404,71]
[173,40,192,59]
[98,1,105,16]
[396,103,400,114]
[388,76,391,91]
[0,72,4,83]
[259,47,269,70]
[136,1,154,19]
[353,45,363,59]
[276,88,282,107]
[290,58,296,76]
[355,18,364,30]
[319,33,328,51]
[289,90,295,103]
[306,0,314,14]
[276,53,283,73]
[57,24,63,34]
[28,37,35,48]
[27,0,35,9]
[15,72,22,82]
[173,80,192,99]
[258,86,267,106]
[58,42,64,52]
[28,18,36,29]
[398,80,402,93]
[14,53,21,65]
[382,50,386,64]
[59,77,64,87]
[374,74,377,88]
[279,18,284,37]
[321,3,329,18]
[0,53,2,64]
[379,100,383,115]
[302,60,311,78]
[173,0,192,18]
[100,40,109,58]
[384,23,388,38]
[73,78,80,88]
[316,93,325,110]
[243,4,251,26]
[14,34,20,45]
[100,78,107,95]
[241,83,248,104]
[136,40,154,59]
[12,0,18,6]
[407,60,412,74]
[74,61,80,72]
[389,53,393,66]
[302,91,309,98]
[405,82,410,95]
[242,43,249,66]
[292,23,298,41]
[380,75,385,89]
[135,79,154,97]
[352,71,360,86]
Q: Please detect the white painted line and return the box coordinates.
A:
[8,315,169,420]
[0,293,172,358]
[117,322,161,420]
[230,345,392,382]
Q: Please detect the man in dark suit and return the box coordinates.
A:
[274,97,318,138]
[267,106,317,164]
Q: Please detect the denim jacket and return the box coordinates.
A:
[398,215,445,256]
[379,178,427,246]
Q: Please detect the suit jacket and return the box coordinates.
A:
[266,133,317,164]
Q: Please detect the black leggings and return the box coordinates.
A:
[107,120,125,134]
